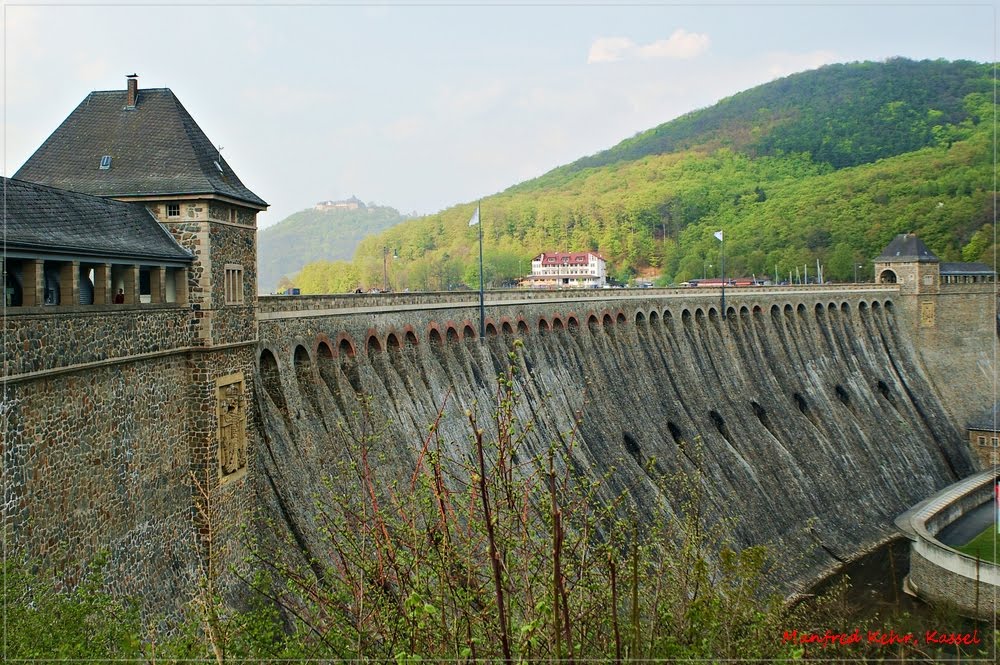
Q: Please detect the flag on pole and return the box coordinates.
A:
[468,207,480,226]
[714,230,723,241]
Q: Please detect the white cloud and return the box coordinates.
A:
[640,29,711,60]
[588,29,710,64]
[74,57,111,84]
[4,7,46,103]
[587,37,636,64]
[235,14,274,56]
[363,5,390,19]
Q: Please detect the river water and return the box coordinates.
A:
[802,536,996,658]
[807,537,924,615]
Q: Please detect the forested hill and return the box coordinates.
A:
[291,59,995,293]
[258,204,407,292]
[534,58,986,180]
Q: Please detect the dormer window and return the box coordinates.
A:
[99,155,112,170]
[166,203,180,218]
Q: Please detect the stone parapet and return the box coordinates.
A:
[257,289,903,366]
[259,284,898,318]
[937,282,996,295]
[3,305,193,379]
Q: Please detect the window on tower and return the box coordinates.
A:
[224,264,244,305]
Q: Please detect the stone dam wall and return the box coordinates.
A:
[254,287,977,591]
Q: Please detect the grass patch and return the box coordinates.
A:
[956,524,999,563]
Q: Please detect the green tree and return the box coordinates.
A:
[962,224,993,263]
[826,242,859,282]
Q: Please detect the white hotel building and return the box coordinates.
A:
[523,251,607,288]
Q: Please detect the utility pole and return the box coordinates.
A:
[478,203,485,342]
[382,246,397,292]
[382,246,389,292]
[720,234,726,318]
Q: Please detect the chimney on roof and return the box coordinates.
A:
[125,74,138,109]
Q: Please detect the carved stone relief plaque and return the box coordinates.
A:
[216,372,247,481]
[920,301,935,328]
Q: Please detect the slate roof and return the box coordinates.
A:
[968,402,1000,432]
[2,177,194,264]
[13,87,267,208]
[876,233,939,263]
[940,262,995,276]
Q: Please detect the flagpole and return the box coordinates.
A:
[720,231,726,319]
[478,200,485,343]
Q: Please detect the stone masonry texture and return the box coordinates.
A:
[3,280,993,621]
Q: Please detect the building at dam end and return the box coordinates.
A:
[5,75,267,611]
[966,402,1000,468]
[1,75,996,620]
[874,234,997,430]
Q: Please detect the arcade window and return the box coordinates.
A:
[166,203,180,217]
[225,265,244,305]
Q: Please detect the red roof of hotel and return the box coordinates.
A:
[533,251,605,266]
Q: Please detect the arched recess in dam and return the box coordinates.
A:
[254,292,976,592]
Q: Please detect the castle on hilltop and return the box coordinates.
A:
[314,195,366,211]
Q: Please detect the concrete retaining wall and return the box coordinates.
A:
[896,469,999,618]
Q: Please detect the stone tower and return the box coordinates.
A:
[874,233,996,436]
[874,233,940,295]
[874,233,940,329]
[14,74,268,590]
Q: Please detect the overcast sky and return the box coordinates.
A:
[3,1,995,227]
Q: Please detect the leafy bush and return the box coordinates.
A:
[2,556,141,660]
